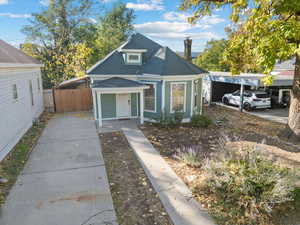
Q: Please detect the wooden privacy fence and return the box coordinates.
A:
[53,88,92,113]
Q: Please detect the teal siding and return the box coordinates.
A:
[131,93,138,116]
[101,94,116,118]
[139,80,162,120]
[165,80,192,118]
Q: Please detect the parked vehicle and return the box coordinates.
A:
[222,90,271,111]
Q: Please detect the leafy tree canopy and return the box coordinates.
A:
[91,3,135,64]
[194,39,230,71]
[181,0,300,77]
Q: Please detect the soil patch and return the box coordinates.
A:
[140,105,300,225]
[100,131,173,225]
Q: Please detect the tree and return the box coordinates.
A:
[194,39,230,71]
[91,3,135,64]
[22,0,98,88]
[181,0,300,140]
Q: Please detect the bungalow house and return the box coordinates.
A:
[0,40,43,161]
[87,33,207,126]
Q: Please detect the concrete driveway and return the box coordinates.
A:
[215,102,288,124]
[0,113,118,225]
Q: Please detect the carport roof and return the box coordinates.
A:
[208,71,293,87]
[92,77,148,88]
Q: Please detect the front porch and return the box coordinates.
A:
[91,77,149,127]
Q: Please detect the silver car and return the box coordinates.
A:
[222,90,271,111]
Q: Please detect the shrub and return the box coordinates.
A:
[190,114,212,128]
[174,110,184,124]
[156,110,183,128]
[197,144,299,225]
[174,145,203,167]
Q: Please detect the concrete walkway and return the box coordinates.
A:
[0,113,118,225]
[122,126,216,225]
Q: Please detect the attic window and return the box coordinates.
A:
[126,53,141,64]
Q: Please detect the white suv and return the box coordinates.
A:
[222,90,271,111]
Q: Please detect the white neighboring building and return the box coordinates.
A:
[0,40,44,161]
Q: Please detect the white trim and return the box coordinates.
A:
[170,82,187,113]
[144,117,191,123]
[161,80,165,112]
[92,90,96,119]
[140,90,144,124]
[92,86,148,94]
[97,93,102,127]
[141,81,157,113]
[89,74,206,81]
[136,93,139,116]
[161,74,205,80]
[126,52,142,64]
[120,49,147,53]
[102,116,139,120]
[191,80,194,117]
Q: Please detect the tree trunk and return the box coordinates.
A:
[285,52,300,141]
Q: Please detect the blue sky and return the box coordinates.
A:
[0,0,232,52]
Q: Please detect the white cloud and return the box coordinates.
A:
[134,19,221,50]
[145,31,220,40]
[134,21,201,33]
[40,0,49,6]
[0,0,8,5]
[89,18,97,24]
[163,11,225,25]
[126,0,164,11]
[0,13,31,18]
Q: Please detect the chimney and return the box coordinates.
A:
[184,37,192,62]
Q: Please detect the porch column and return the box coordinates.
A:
[140,90,144,124]
[97,92,102,127]
[92,90,96,119]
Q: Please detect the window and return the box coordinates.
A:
[171,83,186,112]
[12,84,18,100]
[29,80,34,106]
[144,83,156,112]
[126,53,141,64]
[37,78,41,91]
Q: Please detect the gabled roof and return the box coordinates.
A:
[92,77,147,88]
[0,40,41,66]
[87,33,207,76]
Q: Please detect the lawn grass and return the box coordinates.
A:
[0,112,52,204]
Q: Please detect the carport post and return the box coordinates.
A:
[239,83,244,112]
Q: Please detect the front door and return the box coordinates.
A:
[116,94,131,118]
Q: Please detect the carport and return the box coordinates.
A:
[203,72,293,111]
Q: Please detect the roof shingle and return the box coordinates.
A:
[0,40,41,65]
[87,33,206,76]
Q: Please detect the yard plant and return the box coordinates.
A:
[190,114,213,128]
[194,144,299,225]
[174,145,203,167]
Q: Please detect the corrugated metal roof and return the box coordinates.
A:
[0,39,41,65]
[92,77,147,88]
[273,57,295,71]
[87,33,206,76]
